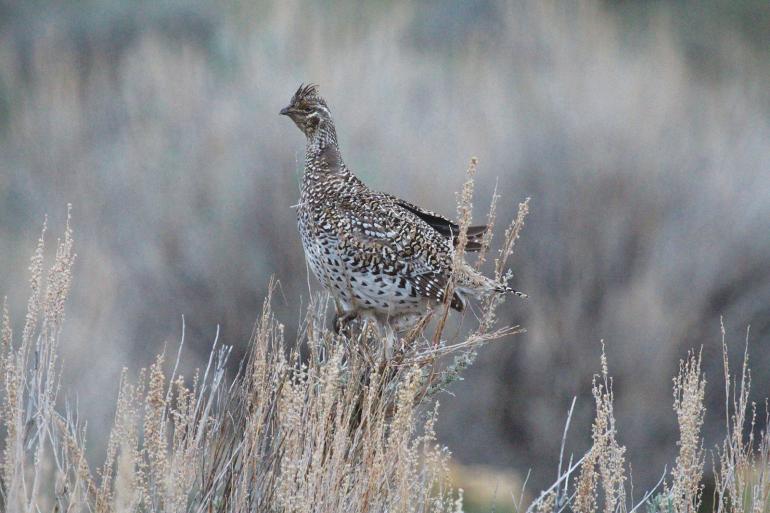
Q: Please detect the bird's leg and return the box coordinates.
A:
[332,299,357,334]
[333,310,358,335]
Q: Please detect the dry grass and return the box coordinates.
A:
[520,335,770,513]
[0,166,530,512]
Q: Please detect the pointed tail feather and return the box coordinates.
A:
[494,284,528,298]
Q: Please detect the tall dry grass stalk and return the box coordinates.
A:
[572,346,627,513]
[1,206,77,513]
[0,164,529,512]
[713,324,770,513]
[669,350,707,513]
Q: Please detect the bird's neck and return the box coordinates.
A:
[300,122,360,203]
[305,123,345,176]
[306,122,339,155]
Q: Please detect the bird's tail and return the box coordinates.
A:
[456,262,527,299]
[494,284,528,298]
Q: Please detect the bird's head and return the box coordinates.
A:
[280,83,333,139]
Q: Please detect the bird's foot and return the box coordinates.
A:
[333,311,358,335]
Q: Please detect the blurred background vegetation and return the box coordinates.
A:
[1,0,769,507]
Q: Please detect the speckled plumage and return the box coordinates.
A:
[280,84,510,327]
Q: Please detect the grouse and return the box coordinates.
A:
[280,84,520,331]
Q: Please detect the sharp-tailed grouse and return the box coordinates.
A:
[280,84,520,332]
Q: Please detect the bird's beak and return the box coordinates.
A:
[279,106,291,116]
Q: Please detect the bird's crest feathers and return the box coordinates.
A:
[292,83,323,105]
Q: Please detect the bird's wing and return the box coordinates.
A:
[330,194,465,310]
[383,194,488,251]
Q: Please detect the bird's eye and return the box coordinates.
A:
[301,107,314,113]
